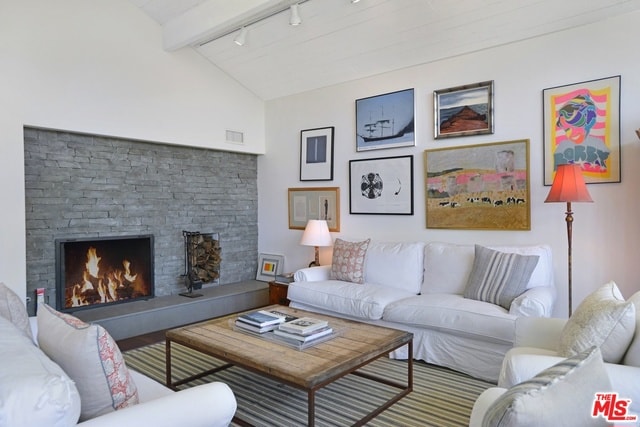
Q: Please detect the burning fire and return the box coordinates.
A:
[67,246,144,308]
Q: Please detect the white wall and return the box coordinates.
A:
[260,11,640,318]
[0,0,265,297]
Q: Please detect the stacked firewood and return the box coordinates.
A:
[188,233,221,283]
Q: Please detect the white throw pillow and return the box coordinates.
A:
[483,346,611,427]
[329,238,370,284]
[464,245,539,310]
[622,291,640,367]
[37,304,139,421]
[559,281,636,363]
[0,281,33,341]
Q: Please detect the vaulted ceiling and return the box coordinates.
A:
[130,0,640,100]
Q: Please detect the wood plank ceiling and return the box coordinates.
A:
[130,0,640,100]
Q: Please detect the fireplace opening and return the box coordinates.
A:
[55,235,154,312]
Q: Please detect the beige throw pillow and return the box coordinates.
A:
[463,245,539,310]
[37,304,139,421]
[483,346,611,427]
[329,238,370,284]
[559,281,636,363]
[0,281,34,341]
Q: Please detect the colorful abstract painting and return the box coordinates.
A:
[543,76,621,185]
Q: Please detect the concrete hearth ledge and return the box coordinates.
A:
[73,280,269,340]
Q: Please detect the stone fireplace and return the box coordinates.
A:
[23,127,258,316]
[55,235,154,312]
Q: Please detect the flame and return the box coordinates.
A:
[66,247,147,309]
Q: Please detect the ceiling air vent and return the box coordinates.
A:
[226,130,244,145]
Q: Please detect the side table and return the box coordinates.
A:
[268,281,290,306]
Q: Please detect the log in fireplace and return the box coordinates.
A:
[55,235,154,312]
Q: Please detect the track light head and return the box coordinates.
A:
[234,27,247,46]
[289,4,302,26]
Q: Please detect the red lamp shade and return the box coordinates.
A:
[545,164,593,203]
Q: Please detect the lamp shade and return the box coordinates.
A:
[545,164,593,203]
[300,220,332,247]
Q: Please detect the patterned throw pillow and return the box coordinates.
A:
[0,282,34,341]
[622,291,640,367]
[37,304,139,421]
[483,346,611,427]
[330,238,370,284]
[463,245,539,310]
[559,281,635,363]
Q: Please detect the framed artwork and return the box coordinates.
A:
[300,126,334,181]
[543,75,621,185]
[434,80,494,139]
[349,155,414,215]
[356,88,415,151]
[256,253,284,282]
[288,187,340,231]
[424,139,530,230]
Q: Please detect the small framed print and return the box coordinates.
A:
[256,253,284,282]
[434,80,494,139]
[300,127,334,181]
[288,187,340,232]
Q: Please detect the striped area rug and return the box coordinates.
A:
[123,342,493,426]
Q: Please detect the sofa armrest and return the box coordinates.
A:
[76,382,236,427]
[509,286,556,317]
[514,316,566,349]
[293,265,331,282]
[469,387,507,427]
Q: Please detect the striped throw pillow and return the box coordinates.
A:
[483,346,611,427]
[464,245,539,310]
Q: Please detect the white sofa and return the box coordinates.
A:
[289,240,556,382]
[0,310,236,427]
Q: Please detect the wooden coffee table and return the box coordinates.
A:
[165,305,413,427]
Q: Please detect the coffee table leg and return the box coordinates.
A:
[165,338,173,389]
[308,389,315,427]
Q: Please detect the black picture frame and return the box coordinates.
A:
[300,127,334,181]
[349,155,414,215]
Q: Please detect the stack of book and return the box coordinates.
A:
[235,309,296,333]
[274,272,294,284]
[273,316,333,344]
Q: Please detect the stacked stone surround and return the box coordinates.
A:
[23,127,258,315]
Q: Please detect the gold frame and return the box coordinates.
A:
[424,139,530,230]
[288,187,340,231]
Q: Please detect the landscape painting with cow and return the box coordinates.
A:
[424,139,530,230]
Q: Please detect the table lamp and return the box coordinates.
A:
[300,220,332,267]
[544,163,593,317]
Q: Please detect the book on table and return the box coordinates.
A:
[234,319,281,334]
[278,317,329,335]
[273,326,334,343]
[237,310,287,327]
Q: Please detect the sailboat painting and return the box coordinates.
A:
[356,88,415,151]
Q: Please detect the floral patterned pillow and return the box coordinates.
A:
[37,304,139,421]
[330,238,370,284]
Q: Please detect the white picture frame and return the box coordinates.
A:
[256,253,285,281]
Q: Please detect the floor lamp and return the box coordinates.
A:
[544,163,593,317]
[300,220,332,267]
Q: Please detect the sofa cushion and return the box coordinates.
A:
[0,281,33,341]
[364,241,425,294]
[622,290,640,367]
[37,304,139,421]
[422,242,553,295]
[0,315,81,427]
[559,281,635,364]
[464,245,539,310]
[383,294,515,344]
[330,238,370,284]
[287,280,415,320]
[483,346,611,427]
